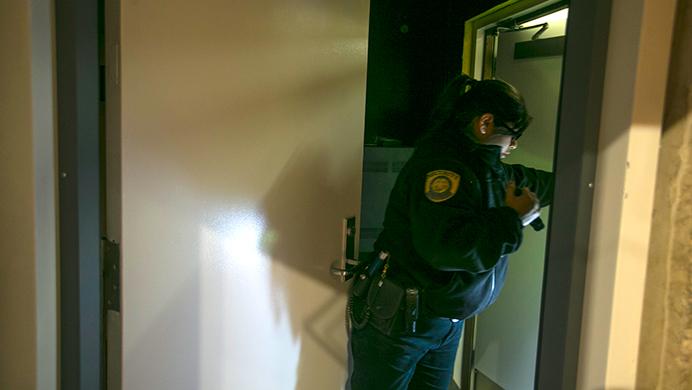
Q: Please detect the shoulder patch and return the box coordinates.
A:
[424,170,461,202]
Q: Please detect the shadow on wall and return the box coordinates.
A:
[261,146,357,292]
[259,140,364,390]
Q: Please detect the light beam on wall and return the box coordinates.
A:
[199,207,300,389]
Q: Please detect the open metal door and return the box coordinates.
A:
[458,0,611,388]
[107,1,370,389]
[462,0,611,389]
[471,5,566,390]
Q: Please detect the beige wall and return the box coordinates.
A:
[578,0,677,388]
[0,1,57,389]
[0,1,37,386]
[637,0,692,388]
[119,1,369,389]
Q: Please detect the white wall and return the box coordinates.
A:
[578,0,677,388]
[0,1,57,389]
[119,1,369,389]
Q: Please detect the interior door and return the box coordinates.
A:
[466,6,567,390]
[112,1,370,389]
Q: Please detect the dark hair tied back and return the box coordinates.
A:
[457,75,478,95]
[427,73,531,139]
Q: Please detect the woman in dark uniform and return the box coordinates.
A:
[348,75,553,390]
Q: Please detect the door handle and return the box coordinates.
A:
[330,216,359,282]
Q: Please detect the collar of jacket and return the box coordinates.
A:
[420,129,505,175]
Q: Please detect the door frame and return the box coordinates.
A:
[55,0,104,388]
[460,0,612,389]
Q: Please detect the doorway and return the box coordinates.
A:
[456,0,610,388]
[461,2,567,389]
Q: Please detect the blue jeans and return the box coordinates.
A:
[348,317,463,390]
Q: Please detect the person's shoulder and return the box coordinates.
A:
[406,150,468,175]
[406,153,477,195]
[407,136,476,182]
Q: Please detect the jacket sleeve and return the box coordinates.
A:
[409,164,523,273]
[504,164,554,207]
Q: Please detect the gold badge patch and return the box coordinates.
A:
[424,170,460,202]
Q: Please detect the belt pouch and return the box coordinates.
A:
[366,278,405,335]
[351,253,386,298]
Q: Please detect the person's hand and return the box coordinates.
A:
[505,181,540,226]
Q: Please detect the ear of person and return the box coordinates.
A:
[476,113,495,138]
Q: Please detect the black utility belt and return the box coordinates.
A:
[421,305,462,323]
[349,251,420,335]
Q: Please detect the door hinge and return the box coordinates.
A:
[102,237,120,312]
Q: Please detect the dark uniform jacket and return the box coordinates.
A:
[373,129,553,320]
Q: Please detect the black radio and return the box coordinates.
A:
[352,251,389,297]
